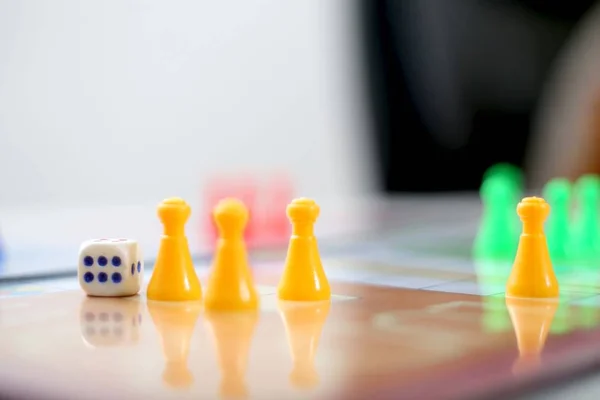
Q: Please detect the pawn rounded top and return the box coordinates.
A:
[542,178,571,205]
[287,198,320,222]
[483,163,523,189]
[157,197,191,225]
[575,174,600,201]
[517,196,550,221]
[480,175,515,202]
[213,198,248,235]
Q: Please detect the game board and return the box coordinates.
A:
[3,198,600,400]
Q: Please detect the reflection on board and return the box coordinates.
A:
[506,297,558,375]
[147,300,202,389]
[204,310,259,399]
[79,296,142,348]
[277,299,331,390]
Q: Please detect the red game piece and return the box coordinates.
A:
[264,174,293,245]
[202,175,229,245]
[232,174,258,246]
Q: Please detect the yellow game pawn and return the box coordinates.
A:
[277,300,331,389]
[147,198,202,302]
[506,197,559,299]
[278,198,331,301]
[506,297,558,375]
[204,198,259,311]
[147,300,202,389]
[204,310,259,399]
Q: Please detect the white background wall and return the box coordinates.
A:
[0,0,375,210]
[0,0,376,273]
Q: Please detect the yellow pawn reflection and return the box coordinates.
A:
[147,300,202,389]
[277,300,331,390]
[506,297,558,375]
[204,311,259,399]
[79,297,143,348]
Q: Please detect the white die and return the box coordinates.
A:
[78,238,144,297]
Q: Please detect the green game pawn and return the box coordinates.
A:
[483,163,523,235]
[549,302,571,335]
[571,174,600,262]
[481,295,513,333]
[542,178,572,263]
[577,303,599,329]
[483,163,523,197]
[474,258,512,333]
[473,176,519,260]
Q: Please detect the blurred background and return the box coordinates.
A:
[2,1,600,204]
[361,0,599,191]
[1,0,600,274]
[0,0,373,210]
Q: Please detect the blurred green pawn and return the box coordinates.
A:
[481,295,512,333]
[473,175,520,260]
[577,304,599,329]
[483,163,523,198]
[549,302,571,335]
[570,174,600,262]
[483,163,522,234]
[542,178,572,263]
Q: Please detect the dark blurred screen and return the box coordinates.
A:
[360,0,597,192]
